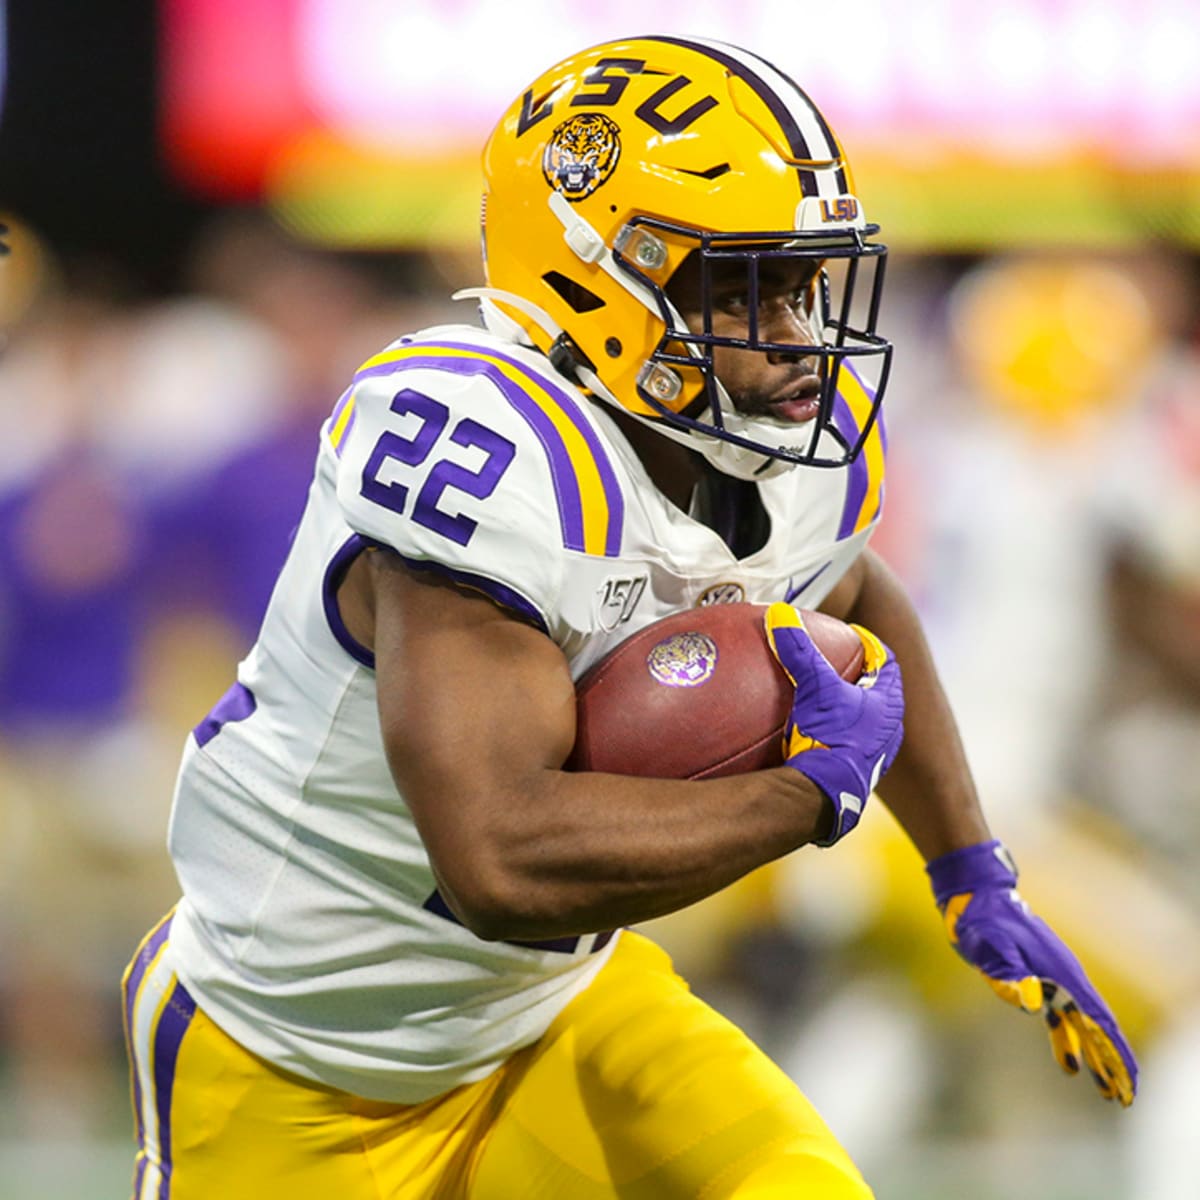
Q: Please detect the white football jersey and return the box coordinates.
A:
[165,321,886,1103]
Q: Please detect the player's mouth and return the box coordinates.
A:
[766,375,822,423]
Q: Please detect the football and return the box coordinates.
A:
[565,603,865,780]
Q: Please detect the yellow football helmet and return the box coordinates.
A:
[476,35,891,477]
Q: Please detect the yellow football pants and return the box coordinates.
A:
[123,919,872,1199]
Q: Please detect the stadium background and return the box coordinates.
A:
[1,1,1198,1196]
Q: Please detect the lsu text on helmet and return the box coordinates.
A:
[476,35,892,479]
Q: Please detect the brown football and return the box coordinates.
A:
[565,603,865,780]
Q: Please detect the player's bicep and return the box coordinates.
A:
[369,552,577,895]
[817,550,870,622]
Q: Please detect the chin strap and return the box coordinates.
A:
[547,192,663,317]
[451,286,787,482]
[452,286,620,405]
[451,287,561,346]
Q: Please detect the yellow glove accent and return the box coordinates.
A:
[784,729,826,757]
[848,622,889,676]
[1063,1004,1136,1107]
[765,602,831,758]
[986,975,1044,1013]
[941,892,971,945]
[763,602,805,686]
[1045,1006,1083,1075]
[944,892,1048,1014]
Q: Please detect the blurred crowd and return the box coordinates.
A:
[0,210,1197,1199]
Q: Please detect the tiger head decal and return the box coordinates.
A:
[542,113,621,201]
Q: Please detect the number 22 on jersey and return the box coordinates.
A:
[360,387,516,547]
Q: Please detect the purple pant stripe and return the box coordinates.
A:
[133,1154,148,1199]
[153,979,197,1200]
[123,914,174,1149]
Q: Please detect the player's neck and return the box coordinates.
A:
[602,406,706,513]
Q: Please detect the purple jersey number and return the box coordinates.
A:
[360,388,515,547]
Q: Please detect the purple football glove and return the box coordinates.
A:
[927,839,1137,1107]
[764,603,905,846]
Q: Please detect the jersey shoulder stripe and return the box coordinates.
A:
[833,366,887,537]
[354,340,625,558]
[326,386,357,456]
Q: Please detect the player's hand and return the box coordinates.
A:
[927,839,1137,1107]
[764,602,904,846]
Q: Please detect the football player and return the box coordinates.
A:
[123,35,1136,1199]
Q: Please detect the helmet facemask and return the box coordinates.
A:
[616,218,892,478]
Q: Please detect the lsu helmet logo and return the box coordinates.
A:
[796,194,866,231]
[542,113,621,201]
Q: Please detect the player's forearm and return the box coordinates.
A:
[429,765,832,942]
[841,550,992,861]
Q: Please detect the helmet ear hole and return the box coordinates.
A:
[542,271,605,314]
